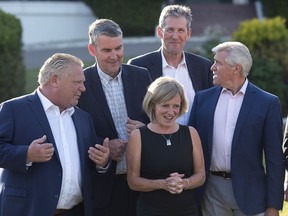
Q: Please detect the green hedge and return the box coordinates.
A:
[232,17,288,114]
[262,0,288,22]
[0,9,25,103]
[84,0,163,36]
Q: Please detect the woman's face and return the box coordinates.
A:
[154,94,181,129]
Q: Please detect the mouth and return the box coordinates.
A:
[164,116,174,121]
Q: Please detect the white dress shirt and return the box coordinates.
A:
[37,89,82,209]
[161,49,195,125]
[210,79,248,172]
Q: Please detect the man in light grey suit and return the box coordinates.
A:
[189,41,285,216]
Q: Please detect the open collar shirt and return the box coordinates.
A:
[161,49,195,125]
[210,79,248,172]
[37,88,82,209]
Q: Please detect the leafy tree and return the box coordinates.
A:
[84,0,163,36]
[232,17,288,114]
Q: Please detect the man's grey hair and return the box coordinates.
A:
[159,5,193,29]
[88,19,123,47]
[212,41,253,77]
[38,53,83,85]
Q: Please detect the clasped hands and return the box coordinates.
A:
[165,172,188,195]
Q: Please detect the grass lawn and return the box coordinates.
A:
[281,201,288,216]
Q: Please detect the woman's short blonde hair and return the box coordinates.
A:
[143,76,188,122]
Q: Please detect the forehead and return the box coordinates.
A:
[164,16,188,29]
[96,35,123,49]
[214,50,228,61]
[66,64,84,79]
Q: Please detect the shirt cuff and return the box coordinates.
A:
[96,158,111,173]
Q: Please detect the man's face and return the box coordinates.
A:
[92,35,124,77]
[211,50,236,88]
[158,16,191,55]
[56,64,86,111]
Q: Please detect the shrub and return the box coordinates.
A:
[84,0,163,36]
[232,17,288,114]
[262,0,288,23]
[0,9,26,103]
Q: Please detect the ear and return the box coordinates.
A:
[188,27,192,38]
[156,26,163,39]
[88,44,96,57]
[51,74,59,87]
[234,65,242,75]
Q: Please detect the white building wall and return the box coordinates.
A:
[0,1,96,49]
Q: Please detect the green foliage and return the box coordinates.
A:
[200,25,227,60]
[0,9,26,103]
[84,0,163,36]
[262,0,288,22]
[232,17,288,114]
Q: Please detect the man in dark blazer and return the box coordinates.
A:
[0,53,111,216]
[78,19,152,216]
[189,42,285,216]
[128,5,213,125]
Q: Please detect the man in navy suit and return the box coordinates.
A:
[78,19,152,216]
[0,53,111,216]
[128,4,213,125]
[189,41,285,216]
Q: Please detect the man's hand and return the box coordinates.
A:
[89,138,110,167]
[126,118,145,135]
[265,207,279,216]
[107,138,126,161]
[26,135,54,162]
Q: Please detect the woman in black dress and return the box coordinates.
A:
[126,76,205,216]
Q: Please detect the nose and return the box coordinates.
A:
[80,83,86,92]
[167,106,175,114]
[210,63,216,72]
[171,31,179,39]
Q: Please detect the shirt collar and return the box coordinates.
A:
[221,79,248,95]
[160,48,186,69]
[36,88,75,116]
[97,64,122,84]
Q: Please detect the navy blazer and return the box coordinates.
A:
[189,83,285,215]
[127,48,213,91]
[78,63,152,207]
[0,91,100,216]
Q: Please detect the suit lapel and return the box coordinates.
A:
[150,50,163,81]
[87,65,116,130]
[231,82,257,150]
[28,91,56,146]
[208,87,222,155]
[71,110,85,170]
[121,65,133,116]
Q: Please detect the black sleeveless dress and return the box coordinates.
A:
[137,125,199,216]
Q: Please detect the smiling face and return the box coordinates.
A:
[154,94,181,129]
[211,50,236,89]
[158,16,191,56]
[55,64,86,111]
[89,35,124,78]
